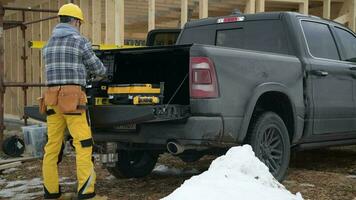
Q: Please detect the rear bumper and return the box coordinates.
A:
[93,116,224,146]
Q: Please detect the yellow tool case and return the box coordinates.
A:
[107,83,164,105]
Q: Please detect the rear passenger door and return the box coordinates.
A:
[301,20,356,135]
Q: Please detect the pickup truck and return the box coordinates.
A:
[26,11,356,181]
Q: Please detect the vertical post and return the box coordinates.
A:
[199,0,208,19]
[0,4,5,147]
[245,0,256,14]
[105,0,115,44]
[148,0,155,32]
[80,0,91,38]
[256,0,265,13]
[92,0,102,45]
[323,0,331,19]
[21,11,28,125]
[351,0,356,31]
[299,0,308,15]
[181,0,188,28]
[115,0,124,46]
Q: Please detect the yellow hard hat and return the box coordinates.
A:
[58,3,84,22]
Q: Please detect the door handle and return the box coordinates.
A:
[311,70,329,77]
[349,66,356,71]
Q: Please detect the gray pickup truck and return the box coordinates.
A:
[26,12,356,181]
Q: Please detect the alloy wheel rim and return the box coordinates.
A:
[258,125,284,177]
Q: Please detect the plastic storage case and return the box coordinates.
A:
[22,124,47,158]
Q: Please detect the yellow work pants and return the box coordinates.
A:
[42,106,96,199]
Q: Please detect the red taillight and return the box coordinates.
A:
[190,57,219,98]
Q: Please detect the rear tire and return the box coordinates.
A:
[107,150,158,179]
[246,112,290,181]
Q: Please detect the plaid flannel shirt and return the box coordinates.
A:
[43,24,106,86]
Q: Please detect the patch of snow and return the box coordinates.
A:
[299,183,315,188]
[163,145,303,200]
[346,175,356,179]
[2,167,19,174]
[153,165,200,176]
[0,178,43,199]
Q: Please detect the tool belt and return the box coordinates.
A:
[38,85,87,114]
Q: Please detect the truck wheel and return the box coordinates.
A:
[107,150,158,178]
[246,112,290,181]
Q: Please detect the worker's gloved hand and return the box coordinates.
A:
[87,73,109,82]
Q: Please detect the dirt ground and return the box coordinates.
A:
[0,121,356,200]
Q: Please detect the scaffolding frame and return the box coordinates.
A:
[0,4,58,146]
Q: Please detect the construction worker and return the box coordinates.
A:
[41,3,106,199]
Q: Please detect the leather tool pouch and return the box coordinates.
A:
[57,86,86,113]
[44,86,60,106]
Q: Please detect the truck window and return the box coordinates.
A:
[301,21,340,60]
[215,20,290,55]
[178,25,216,45]
[334,27,356,62]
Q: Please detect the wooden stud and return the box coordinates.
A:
[256,0,265,13]
[148,0,155,32]
[32,9,41,106]
[92,0,102,45]
[245,0,256,14]
[115,0,124,46]
[49,0,58,33]
[350,0,356,31]
[16,13,23,116]
[80,0,91,39]
[40,2,50,95]
[323,0,331,19]
[181,0,188,28]
[299,0,308,14]
[199,0,208,19]
[10,14,17,115]
[25,11,33,106]
[105,0,115,44]
[4,17,11,114]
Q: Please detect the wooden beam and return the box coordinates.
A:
[181,0,188,28]
[299,0,308,14]
[148,0,155,32]
[245,0,256,13]
[80,0,90,38]
[338,0,349,16]
[199,0,208,19]
[256,0,265,12]
[92,0,101,44]
[334,13,349,24]
[115,0,124,46]
[0,161,21,170]
[323,0,331,19]
[105,0,115,44]
[350,0,356,31]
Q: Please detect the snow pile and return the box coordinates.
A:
[153,165,199,176]
[163,145,303,200]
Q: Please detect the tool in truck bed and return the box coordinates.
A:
[107,83,164,105]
